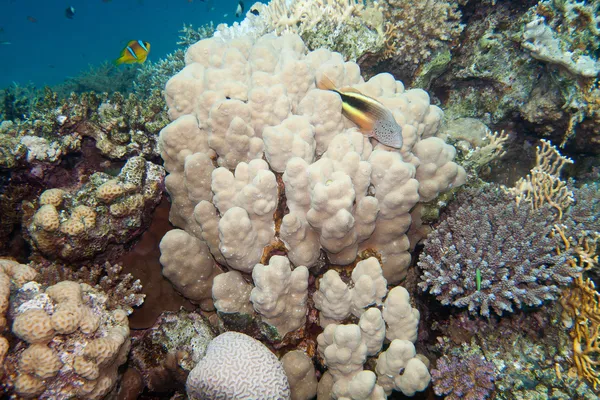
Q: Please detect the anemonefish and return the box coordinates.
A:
[317,74,403,149]
[115,40,150,65]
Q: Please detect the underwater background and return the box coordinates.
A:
[0,0,243,87]
[0,0,599,399]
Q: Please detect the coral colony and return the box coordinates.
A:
[0,0,599,399]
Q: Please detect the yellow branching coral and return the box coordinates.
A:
[508,139,574,219]
[560,274,600,390]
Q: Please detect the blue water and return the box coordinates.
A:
[0,0,246,88]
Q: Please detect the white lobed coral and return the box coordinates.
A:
[314,257,387,326]
[212,270,255,315]
[382,286,420,343]
[186,331,290,399]
[159,32,464,283]
[317,323,367,381]
[281,350,318,400]
[250,255,309,337]
[159,229,221,310]
[332,370,386,400]
[375,339,431,396]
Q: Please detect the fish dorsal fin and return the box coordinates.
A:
[316,73,337,91]
[339,86,362,94]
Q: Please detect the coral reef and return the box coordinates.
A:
[431,353,496,400]
[0,89,168,168]
[130,310,214,393]
[377,0,463,72]
[24,156,164,261]
[431,305,598,399]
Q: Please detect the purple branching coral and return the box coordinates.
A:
[431,353,496,400]
[418,186,579,316]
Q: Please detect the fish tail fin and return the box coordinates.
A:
[317,73,337,91]
[114,57,125,66]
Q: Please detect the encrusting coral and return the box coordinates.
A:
[0,89,168,169]
[2,270,132,399]
[24,156,165,261]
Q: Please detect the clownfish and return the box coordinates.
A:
[317,74,403,149]
[115,40,150,65]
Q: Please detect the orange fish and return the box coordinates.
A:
[317,74,403,149]
[115,40,150,65]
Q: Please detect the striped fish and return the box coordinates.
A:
[115,40,150,65]
[317,74,403,149]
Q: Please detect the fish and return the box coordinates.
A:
[317,74,403,149]
[0,41,11,45]
[27,16,37,23]
[114,40,151,65]
[65,6,75,19]
[235,0,244,17]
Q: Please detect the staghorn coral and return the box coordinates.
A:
[418,185,578,316]
[431,353,496,400]
[4,278,131,399]
[25,156,164,261]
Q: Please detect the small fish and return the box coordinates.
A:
[27,16,37,23]
[250,6,259,16]
[0,41,11,45]
[223,13,228,17]
[317,74,403,149]
[65,6,75,19]
[115,40,150,65]
[476,269,481,291]
[235,0,244,17]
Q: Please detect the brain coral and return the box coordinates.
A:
[25,156,165,261]
[159,32,466,287]
[186,331,290,399]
